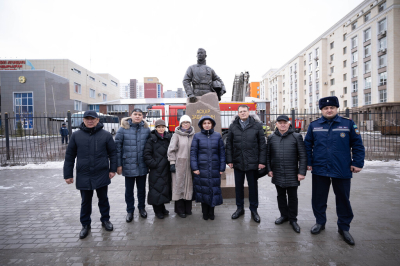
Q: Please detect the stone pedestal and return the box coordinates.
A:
[186,92,222,134]
[221,167,248,198]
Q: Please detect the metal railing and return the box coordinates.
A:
[1,110,399,165]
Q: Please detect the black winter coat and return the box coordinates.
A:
[266,126,307,188]
[190,116,226,207]
[63,122,117,190]
[226,114,267,171]
[143,130,172,206]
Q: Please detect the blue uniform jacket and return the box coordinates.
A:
[304,114,365,179]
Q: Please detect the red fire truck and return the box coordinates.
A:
[146,102,259,133]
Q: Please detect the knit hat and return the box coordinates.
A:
[319,96,339,110]
[155,119,166,127]
[179,115,192,126]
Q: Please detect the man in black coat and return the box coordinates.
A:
[266,115,307,233]
[63,111,117,239]
[226,105,267,223]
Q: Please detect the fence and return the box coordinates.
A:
[0,110,399,165]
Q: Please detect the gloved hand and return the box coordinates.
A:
[170,164,176,173]
[189,96,197,103]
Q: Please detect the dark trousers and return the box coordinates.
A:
[234,169,259,211]
[125,175,146,213]
[174,199,192,214]
[152,204,166,215]
[201,203,215,215]
[275,185,298,222]
[62,135,68,144]
[312,174,354,231]
[80,185,110,226]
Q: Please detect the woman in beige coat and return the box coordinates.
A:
[167,115,195,218]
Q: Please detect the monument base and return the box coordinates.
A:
[221,167,248,199]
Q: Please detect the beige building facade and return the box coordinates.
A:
[262,0,400,119]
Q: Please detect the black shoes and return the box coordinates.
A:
[251,211,261,223]
[209,207,215,220]
[338,229,355,245]
[101,221,113,231]
[203,213,209,220]
[177,213,186,218]
[275,216,289,225]
[162,209,170,215]
[231,208,245,219]
[290,221,301,233]
[311,223,325,234]
[79,225,90,239]
[155,213,164,219]
[126,212,133,223]
[139,209,147,218]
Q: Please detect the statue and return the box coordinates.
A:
[183,48,226,102]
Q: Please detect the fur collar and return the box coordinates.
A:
[120,117,149,129]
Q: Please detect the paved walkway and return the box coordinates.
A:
[0,162,400,265]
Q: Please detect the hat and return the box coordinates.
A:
[198,116,216,128]
[155,119,166,127]
[83,110,98,118]
[319,96,339,110]
[179,115,192,126]
[62,122,66,125]
[276,115,289,122]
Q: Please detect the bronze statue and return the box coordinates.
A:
[183,48,226,102]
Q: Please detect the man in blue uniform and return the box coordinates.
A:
[304,96,365,245]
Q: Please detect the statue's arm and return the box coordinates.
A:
[212,69,226,95]
[183,66,195,97]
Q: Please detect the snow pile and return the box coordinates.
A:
[0,161,64,170]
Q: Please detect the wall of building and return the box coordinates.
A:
[249,82,260,98]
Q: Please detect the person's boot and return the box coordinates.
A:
[310,223,325,234]
[209,207,215,220]
[101,221,113,231]
[79,225,91,239]
[231,208,245,219]
[251,210,261,223]
[126,212,133,223]
[338,229,355,245]
[290,221,301,233]
[139,209,147,218]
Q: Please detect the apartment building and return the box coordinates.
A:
[144,77,163,98]
[249,82,261,98]
[262,0,400,120]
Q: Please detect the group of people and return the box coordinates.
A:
[63,96,365,246]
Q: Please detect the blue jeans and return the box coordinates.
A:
[125,175,146,213]
[80,185,110,226]
[234,169,259,212]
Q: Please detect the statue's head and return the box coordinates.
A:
[197,48,207,61]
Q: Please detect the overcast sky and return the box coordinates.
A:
[1,0,363,96]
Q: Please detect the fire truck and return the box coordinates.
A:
[146,101,260,134]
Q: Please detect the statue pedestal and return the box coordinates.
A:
[185,92,248,198]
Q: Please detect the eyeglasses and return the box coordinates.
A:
[181,122,190,124]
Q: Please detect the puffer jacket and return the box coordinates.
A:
[190,116,225,207]
[266,125,307,188]
[115,117,150,177]
[226,114,267,171]
[144,130,172,206]
[63,122,117,190]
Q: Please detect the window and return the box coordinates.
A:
[343,73,347,81]
[343,47,347,54]
[364,28,371,42]
[308,53,312,61]
[352,80,358,92]
[89,76,95,81]
[111,80,118,86]
[316,82,319,90]
[330,54,334,61]
[290,66,292,73]
[364,77,372,90]
[330,91,335,96]
[364,44,371,57]
[316,70,319,79]
[102,82,107,87]
[365,93,371,105]
[352,21,357,31]
[315,48,319,56]
[379,89,387,102]
[344,100,348,107]
[379,54,387,68]
[352,66,358,78]
[379,2,386,13]
[72,68,81,74]
[157,84,162,98]
[294,63,297,71]
[330,42,334,49]
[379,37,387,50]
[309,95,313,103]
[88,105,100,112]
[14,93,34,129]
[364,12,371,22]
[74,82,81,94]
[352,51,358,63]
[343,60,347,68]
[283,75,285,79]
[283,82,285,87]
[304,80,306,85]
[309,76,312,83]
[74,100,82,111]
[343,33,347,41]
[379,72,387,86]
[304,60,306,66]
[316,93,320,100]
[304,70,306,75]
[352,95,358,107]
[147,78,153,81]
[330,66,335,74]
[89,88,95,98]
[103,93,107,101]
[344,87,348,94]
[378,18,387,33]
[330,79,335,86]
[309,63,312,72]
[283,98,285,102]
[364,61,371,73]
[351,36,358,49]
[316,60,319,67]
